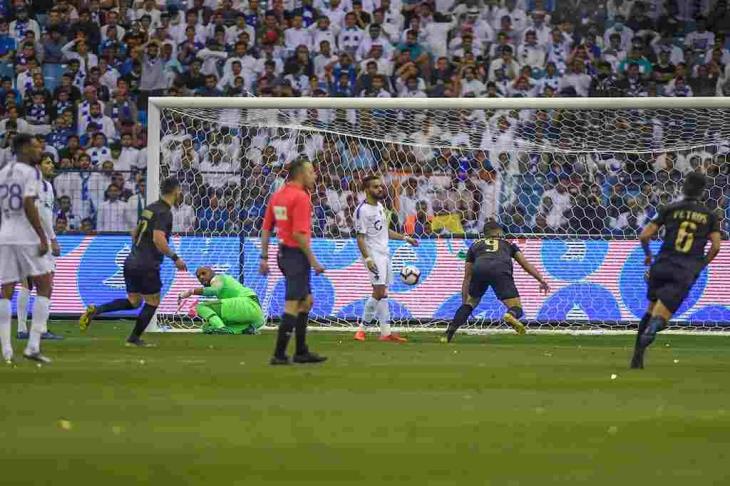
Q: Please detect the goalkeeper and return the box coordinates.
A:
[179,267,265,335]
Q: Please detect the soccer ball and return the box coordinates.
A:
[400,265,421,285]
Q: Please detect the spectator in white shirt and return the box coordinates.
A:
[526,10,551,45]
[320,0,347,35]
[359,44,394,76]
[493,0,527,35]
[136,0,162,28]
[79,102,117,140]
[284,14,312,56]
[603,15,634,50]
[488,45,521,82]
[560,60,592,96]
[314,40,339,78]
[61,39,99,76]
[685,16,715,52]
[226,13,256,46]
[311,15,337,53]
[9,6,40,43]
[517,29,547,69]
[458,65,486,95]
[338,13,364,57]
[88,133,114,167]
[172,194,198,232]
[356,24,394,61]
[100,11,127,42]
[97,184,131,232]
[117,133,145,172]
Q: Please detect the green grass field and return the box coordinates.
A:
[1,322,729,485]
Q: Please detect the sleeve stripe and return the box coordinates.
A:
[355,202,364,220]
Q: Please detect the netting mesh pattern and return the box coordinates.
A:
[154,105,730,331]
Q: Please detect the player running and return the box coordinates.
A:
[260,158,326,365]
[178,266,265,335]
[0,134,54,363]
[16,155,63,341]
[79,177,188,346]
[444,221,550,342]
[353,175,418,342]
[632,173,721,369]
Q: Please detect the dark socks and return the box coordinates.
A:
[129,303,157,341]
[274,313,296,359]
[639,316,667,350]
[295,312,309,355]
[446,304,474,342]
[507,306,524,320]
[97,298,137,315]
[634,313,651,349]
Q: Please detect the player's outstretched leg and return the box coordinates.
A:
[126,298,158,347]
[444,303,474,343]
[354,296,377,341]
[630,312,652,369]
[80,297,139,331]
[16,281,30,339]
[501,298,526,335]
[634,300,671,369]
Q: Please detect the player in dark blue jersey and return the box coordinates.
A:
[444,221,550,342]
[79,177,188,346]
[632,173,722,368]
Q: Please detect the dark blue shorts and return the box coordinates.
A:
[277,246,311,301]
[647,258,698,314]
[469,267,519,302]
[124,257,162,296]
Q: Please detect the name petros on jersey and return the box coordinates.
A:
[672,210,708,225]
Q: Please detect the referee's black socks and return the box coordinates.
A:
[274,313,297,359]
[446,304,474,342]
[129,303,157,341]
[97,298,138,315]
[295,312,309,355]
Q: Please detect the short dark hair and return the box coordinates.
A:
[288,158,311,179]
[683,172,707,199]
[361,174,380,190]
[483,220,504,236]
[12,132,33,154]
[161,176,180,195]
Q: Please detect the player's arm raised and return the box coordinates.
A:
[24,194,48,256]
[514,252,550,294]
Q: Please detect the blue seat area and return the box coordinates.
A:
[42,63,65,92]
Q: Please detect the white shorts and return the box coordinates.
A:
[365,253,392,287]
[0,245,54,285]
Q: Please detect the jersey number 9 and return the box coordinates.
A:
[483,238,498,252]
[675,221,698,253]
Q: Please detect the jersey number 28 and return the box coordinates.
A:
[0,183,23,212]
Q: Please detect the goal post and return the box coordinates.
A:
[146,96,730,333]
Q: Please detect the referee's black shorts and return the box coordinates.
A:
[124,257,162,296]
[277,245,311,301]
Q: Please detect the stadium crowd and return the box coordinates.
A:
[1,0,729,237]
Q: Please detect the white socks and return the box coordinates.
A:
[0,299,11,361]
[26,296,49,355]
[375,298,391,337]
[359,296,377,331]
[17,287,30,333]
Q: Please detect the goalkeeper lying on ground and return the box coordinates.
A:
[179,267,265,335]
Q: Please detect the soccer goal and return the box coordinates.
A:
[146,96,730,333]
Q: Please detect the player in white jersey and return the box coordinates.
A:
[353,175,418,342]
[0,134,54,363]
[16,155,63,340]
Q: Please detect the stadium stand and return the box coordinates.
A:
[0,0,729,237]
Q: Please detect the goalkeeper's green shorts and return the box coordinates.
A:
[200,297,265,333]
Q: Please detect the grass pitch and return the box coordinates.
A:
[0,322,729,485]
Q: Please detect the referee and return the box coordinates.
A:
[260,159,327,365]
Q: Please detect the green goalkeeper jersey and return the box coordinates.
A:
[203,274,256,301]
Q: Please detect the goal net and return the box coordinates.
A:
[147,97,730,333]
